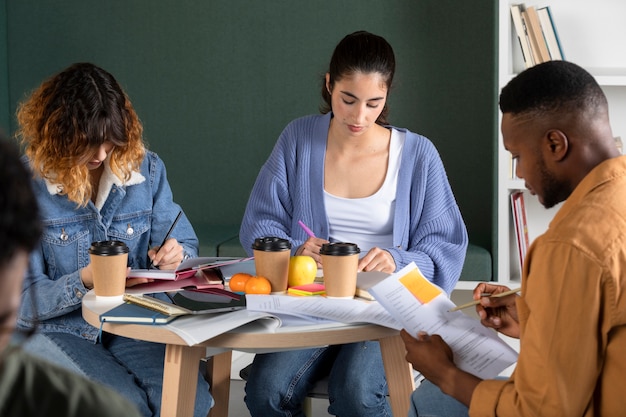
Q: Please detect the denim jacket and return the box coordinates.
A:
[17,151,199,341]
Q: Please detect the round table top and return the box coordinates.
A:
[82,291,399,350]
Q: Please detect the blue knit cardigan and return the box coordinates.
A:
[240,113,468,294]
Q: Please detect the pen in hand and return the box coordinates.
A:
[298,220,316,238]
[149,211,182,269]
[448,287,522,312]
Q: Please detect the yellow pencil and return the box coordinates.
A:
[448,287,522,312]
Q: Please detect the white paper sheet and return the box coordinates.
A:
[369,262,518,379]
[245,294,402,330]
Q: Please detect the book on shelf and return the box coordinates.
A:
[522,5,552,64]
[510,4,535,68]
[510,191,530,274]
[537,6,564,60]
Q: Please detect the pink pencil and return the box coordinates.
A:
[297,220,316,238]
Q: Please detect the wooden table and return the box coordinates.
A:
[82,292,415,417]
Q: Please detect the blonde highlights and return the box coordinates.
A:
[16,63,145,207]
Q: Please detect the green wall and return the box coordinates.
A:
[1,0,8,132]
[3,0,497,270]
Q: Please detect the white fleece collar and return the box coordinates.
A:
[45,155,146,210]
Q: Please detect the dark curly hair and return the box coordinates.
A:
[16,63,146,207]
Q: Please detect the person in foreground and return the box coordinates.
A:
[0,137,144,416]
[402,60,626,416]
[14,63,212,416]
[240,31,468,417]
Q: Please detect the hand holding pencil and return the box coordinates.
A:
[449,287,521,312]
[148,211,183,269]
[296,220,328,266]
[464,283,522,339]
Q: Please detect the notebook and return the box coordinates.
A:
[99,301,181,324]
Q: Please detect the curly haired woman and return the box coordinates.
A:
[15,62,212,417]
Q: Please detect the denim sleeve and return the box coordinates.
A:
[147,153,199,259]
[19,245,89,325]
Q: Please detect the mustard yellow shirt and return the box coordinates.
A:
[471,156,626,417]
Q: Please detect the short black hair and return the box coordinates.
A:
[0,136,41,267]
[499,60,607,117]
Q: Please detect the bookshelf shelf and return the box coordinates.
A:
[497,0,626,285]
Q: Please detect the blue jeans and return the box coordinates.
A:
[408,379,468,417]
[23,332,213,417]
[244,342,390,417]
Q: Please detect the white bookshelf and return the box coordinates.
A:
[497,0,626,286]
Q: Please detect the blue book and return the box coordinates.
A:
[100,302,181,325]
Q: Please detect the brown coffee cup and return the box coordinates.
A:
[320,242,360,299]
[89,240,129,300]
[252,237,292,294]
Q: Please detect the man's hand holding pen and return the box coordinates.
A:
[473,283,521,339]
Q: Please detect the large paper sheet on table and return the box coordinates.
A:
[245,294,402,330]
[369,262,518,379]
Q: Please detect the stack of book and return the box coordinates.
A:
[510,3,564,68]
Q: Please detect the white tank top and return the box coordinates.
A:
[324,129,405,253]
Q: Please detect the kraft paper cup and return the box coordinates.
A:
[89,240,129,301]
[320,242,360,299]
[252,237,292,294]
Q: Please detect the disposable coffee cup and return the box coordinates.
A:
[320,242,360,299]
[252,237,292,294]
[89,240,129,300]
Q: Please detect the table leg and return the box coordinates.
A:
[206,351,233,417]
[379,334,415,417]
[161,344,206,417]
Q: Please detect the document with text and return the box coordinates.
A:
[369,262,518,379]
[245,294,402,330]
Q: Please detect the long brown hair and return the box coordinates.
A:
[320,31,396,125]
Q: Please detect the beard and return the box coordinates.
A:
[537,156,572,209]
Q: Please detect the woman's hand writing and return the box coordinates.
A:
[358,247,395,273]
[148,238,184,270]
[296,237,329,267]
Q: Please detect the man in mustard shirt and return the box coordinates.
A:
[402,60,626,416]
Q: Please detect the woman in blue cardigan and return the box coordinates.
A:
[240,31,468,417]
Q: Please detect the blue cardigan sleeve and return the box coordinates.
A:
[388,132,468,294]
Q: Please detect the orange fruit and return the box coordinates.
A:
[244,276,272,295]
[229,272,252,292]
